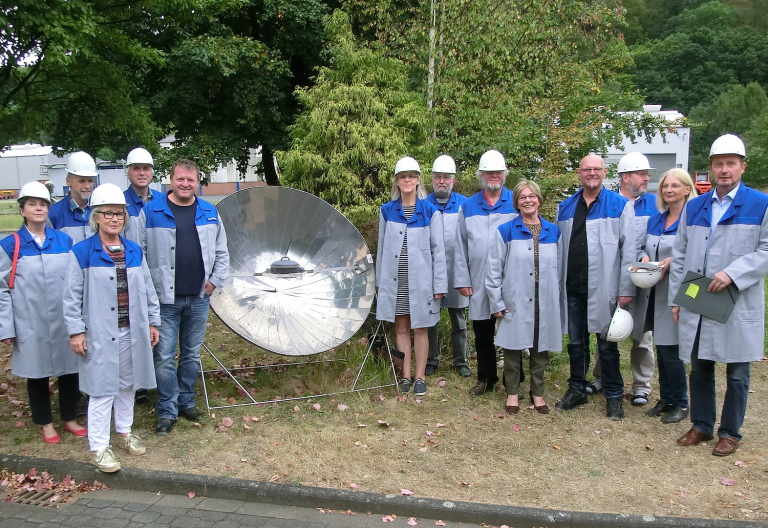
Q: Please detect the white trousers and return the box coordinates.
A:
[88,328,135,452]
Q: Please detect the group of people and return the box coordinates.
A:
[376,134,768,457]
[0,149,229,473]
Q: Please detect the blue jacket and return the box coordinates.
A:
[425,191,469,309]
[123,186,163,243]
[49,195,92,243]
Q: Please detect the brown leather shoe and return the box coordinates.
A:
[676,427,714,446]
[505,405,519,415]
[712,436,740,457]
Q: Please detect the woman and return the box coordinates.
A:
[375,157,447,397]
[639,169,697,423]
[63,183,160,472]
[0,182,86,443]
[486,180,562,414]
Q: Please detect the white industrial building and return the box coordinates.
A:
[605,104,690,192]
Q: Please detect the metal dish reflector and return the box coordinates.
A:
[211,187,375,356]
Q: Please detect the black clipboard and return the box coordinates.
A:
[672,271,740,324]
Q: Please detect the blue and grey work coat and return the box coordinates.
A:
[0,227,77,379]
[137,195,229,305]
[63,235,160,397]
[123,186,163,243]
[556,187,636,334]
[453,188,518,320]
[637,211,679,346]
[48,195,93,244]
[625,192,658,333]
[375,198,447,329]
[669,184,768,363]
[425,191,468,310]
[485,216,563,352]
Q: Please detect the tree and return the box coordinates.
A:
[278,10,432,220]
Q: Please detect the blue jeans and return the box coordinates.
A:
[655,344,688,407]
[689,329,750,440]
[154,294,211,419]
[566,293,623,399]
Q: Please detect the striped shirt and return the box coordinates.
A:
[395,204,415,315]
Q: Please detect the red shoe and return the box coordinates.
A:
[41,428,61,444]
[63,423,88,437]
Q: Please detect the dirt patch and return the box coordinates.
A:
[0,314,766,522]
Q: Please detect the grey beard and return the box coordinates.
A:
[483,182,502,192]
[434,187,452,199]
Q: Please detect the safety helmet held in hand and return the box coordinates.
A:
[478,150,506,172]
[90,183,127,207]
[606,305,633,342]
[18,181,51,204]
[709,134,746,158]
[65,151,98,177]
[431,155,456,175]
[628,262,663,289]
[617,152,654,174]
[395,156,421,175]
[126,147,154,167]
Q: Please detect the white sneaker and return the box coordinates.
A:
[118,433,147,455]
[91,447,121,473]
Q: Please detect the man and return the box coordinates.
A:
[589,152,657,406]
[123,147,163,243]
[454,150,518,395]
[424,155,471,378]
[49,151,97,243]
[669,134,768,456]
[555,154,635,420]
[123,147,163,406]
[138,159,229,435]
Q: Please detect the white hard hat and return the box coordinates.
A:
[395,156,421,175]
[617,152,653,174]
[65,151,98,177]
[18,181,51,204]
[606,305,633,342]
[90,183,127,207]
[126,147,154,167]
[709,134,746,158]
[431,155,456,174]
[478,150,506,172]
[628,262,663,289]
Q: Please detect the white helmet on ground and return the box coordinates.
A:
[18,181,51,204]
[628,262,663,289]
[478,150,506,172]
[606,305,633,342]
[709,134,746,158]
[90,183,127,207]
[617,152,653,174]
[431,155,456,174]
[395,156,421,175]
[126,147,154,167]
[65,151,98,177]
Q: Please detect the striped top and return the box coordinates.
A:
[395,204,416,315]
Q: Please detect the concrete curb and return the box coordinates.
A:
[1,453,762,528]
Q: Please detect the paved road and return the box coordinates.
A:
[0,489,478,528]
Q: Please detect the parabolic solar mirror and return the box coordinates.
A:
[211,186,375,356]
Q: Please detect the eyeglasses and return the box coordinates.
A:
[518,194,539,202]
[97,211,126,220]
[432,175,454,181]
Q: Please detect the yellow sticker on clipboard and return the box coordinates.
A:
[685,283,699,298]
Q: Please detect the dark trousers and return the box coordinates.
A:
[427,307,468,368]
[473,317,498,385]
[27,373,80,425]
[656,344,688,407]
[566,293,623,399]
[689,326,750,440]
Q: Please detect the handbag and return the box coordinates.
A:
[8,233,20,289]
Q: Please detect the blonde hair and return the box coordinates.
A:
[89,205,129,235]
[656,169,698,212]
[512,180,543,209]
[391,172,427,201]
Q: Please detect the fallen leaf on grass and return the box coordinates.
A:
[553,445,561,450]
[436,423,445,428]
[512,423,520,432]
[679,493,686,498]
[216,425,228,433]
[243,424,251,430]
[317,508,326,514]
[243,413,250,421]
[400,489,413,496]
[227,397,237,405]
[357,423,368,428]
[221,417,233,427]
[735,461,747,468]
[251,416,260,422]
[460,482,471,487]
[337,404,348,411]
[313,403,322,411]
[748,389,755,394]
[645,445,654,451]
[382,515,396,522]
[378,420,390,427]
[435,522,446,526]
[350,483,358,489]
[193,422,201,427]
[187,492,196,499]
[395,395,407,402]
[595,430,601,435]
[12,411,22,418]
[293,406,300,412]
[495,413,504,419]
[419,447,428,453]
[407,518,418,526]
[438,380,446,387]
[720,477,735,486]
[14,421,24,427]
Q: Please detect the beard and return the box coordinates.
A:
[482,182,502,192]
[433,185,452,199]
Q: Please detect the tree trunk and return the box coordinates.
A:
[262,146,281,186]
